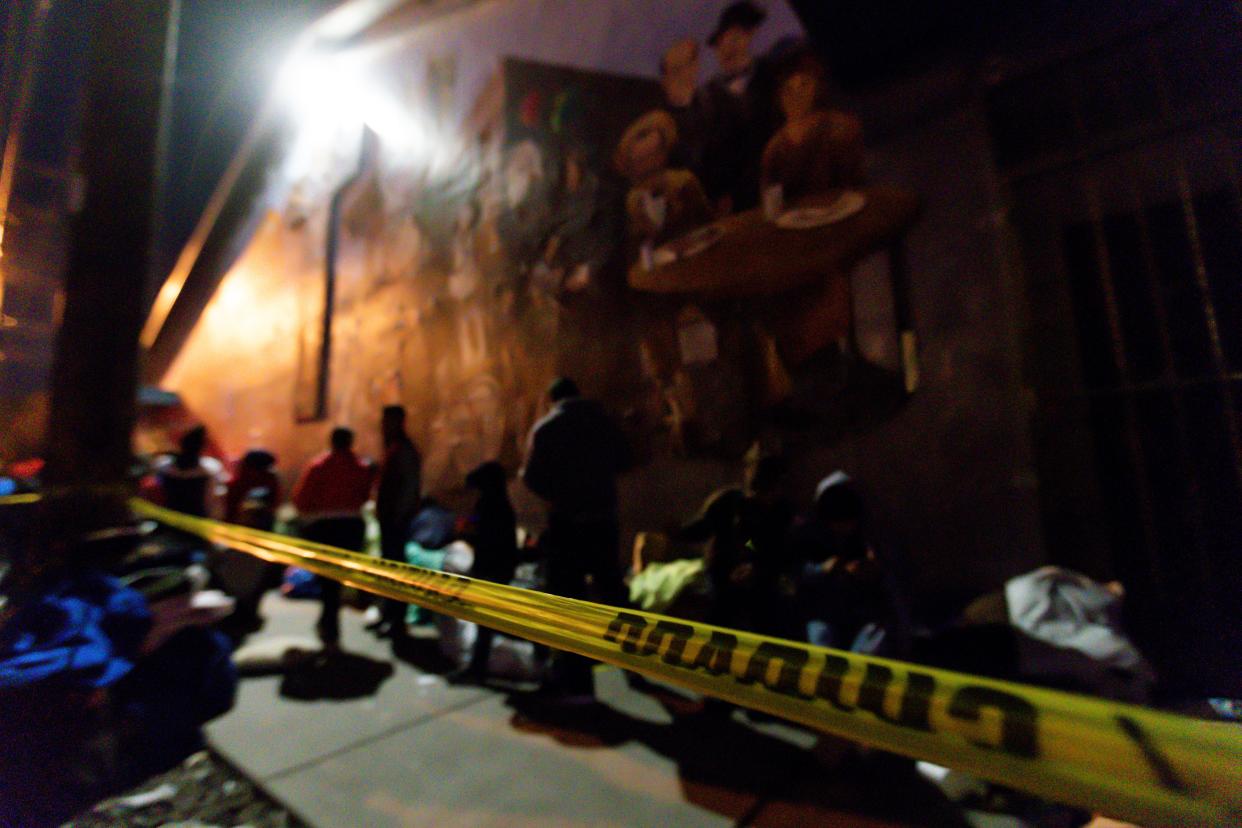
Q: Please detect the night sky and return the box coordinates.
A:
[154,0,335,280]
[0,0,331,401]
[9,0,332,286]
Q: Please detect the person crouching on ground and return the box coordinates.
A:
[676,444,796,639]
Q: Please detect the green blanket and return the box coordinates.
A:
[628,558,708,614]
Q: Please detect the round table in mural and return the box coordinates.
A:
[627,185,920,299]
[628,184,923,405]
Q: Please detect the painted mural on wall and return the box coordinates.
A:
[171,0,917,495]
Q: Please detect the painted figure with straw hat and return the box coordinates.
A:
[614,109,711,247]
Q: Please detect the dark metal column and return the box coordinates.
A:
[38,0,175,563]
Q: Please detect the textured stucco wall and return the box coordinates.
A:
[165,2,1047,607]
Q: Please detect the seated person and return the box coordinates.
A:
[916,567,1155,703]
[1,521,236,825]
[676,444,795,637]
[224,449,279,527]
[790,471,901,653]
[149,426,225,519]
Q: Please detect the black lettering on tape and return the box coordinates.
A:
[946,686,1039,758]
[603,612,648,653]
[691,631,738,675]
[856,665,934,731]
[417,572,462,603]
[814,654,856,711]
[739,642,812,698]
[642,621,696,665]
[443,573,470,599]
[400,574,452,605]
[1116,715,1186,792]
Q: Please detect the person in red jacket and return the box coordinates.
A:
[291,427,377,646]
[224,449,280,526]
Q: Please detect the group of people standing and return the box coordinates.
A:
[143,407,425,647]
[147,370,903,696]
[148,378,632,699]
[290,379,630,697]
[149,383,1151,711]
[289,405,424,647]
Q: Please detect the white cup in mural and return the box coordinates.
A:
[763,183,784,221]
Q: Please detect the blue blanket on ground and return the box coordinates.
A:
[0,571,151,690]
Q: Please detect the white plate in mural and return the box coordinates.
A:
[656,224,726,264]
[775,191,868,229]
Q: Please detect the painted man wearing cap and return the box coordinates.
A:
[697,0,782,214]
[659,38,708,174]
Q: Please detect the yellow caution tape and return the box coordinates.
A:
[3,494,1240,825]
[0,493,41,506]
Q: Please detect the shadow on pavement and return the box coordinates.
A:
[388,627,458,675]
[277,648,395,701]
[503,688,969,827]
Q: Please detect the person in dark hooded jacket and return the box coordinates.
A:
[447,461,517,684]
[521,377,630,697]
[152,425,223,518]
[676,445,795,637]
[790,471,901,652]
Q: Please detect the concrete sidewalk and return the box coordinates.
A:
[208,594,971,828]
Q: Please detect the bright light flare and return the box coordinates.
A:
[276,48,370,133]
[275,46,449,172]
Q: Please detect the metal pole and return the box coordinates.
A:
[36,0,174,570]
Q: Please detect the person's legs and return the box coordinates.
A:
[806,619,837,647]
[756,584,801,640]
[539,518,586,694]
[113,627,237,777]
[470,625,495,672]
[549,642,594,695]
[317,579,342,646]
[583,516,625,606]
[302,520,336,644]
[546,515,624,697]
[304,517,365,646]
[379,527,409,633]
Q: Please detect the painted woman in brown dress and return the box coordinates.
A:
[760,52,863,203]
[759,51,865,369]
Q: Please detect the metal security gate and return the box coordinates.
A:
[991,4,1242,695]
